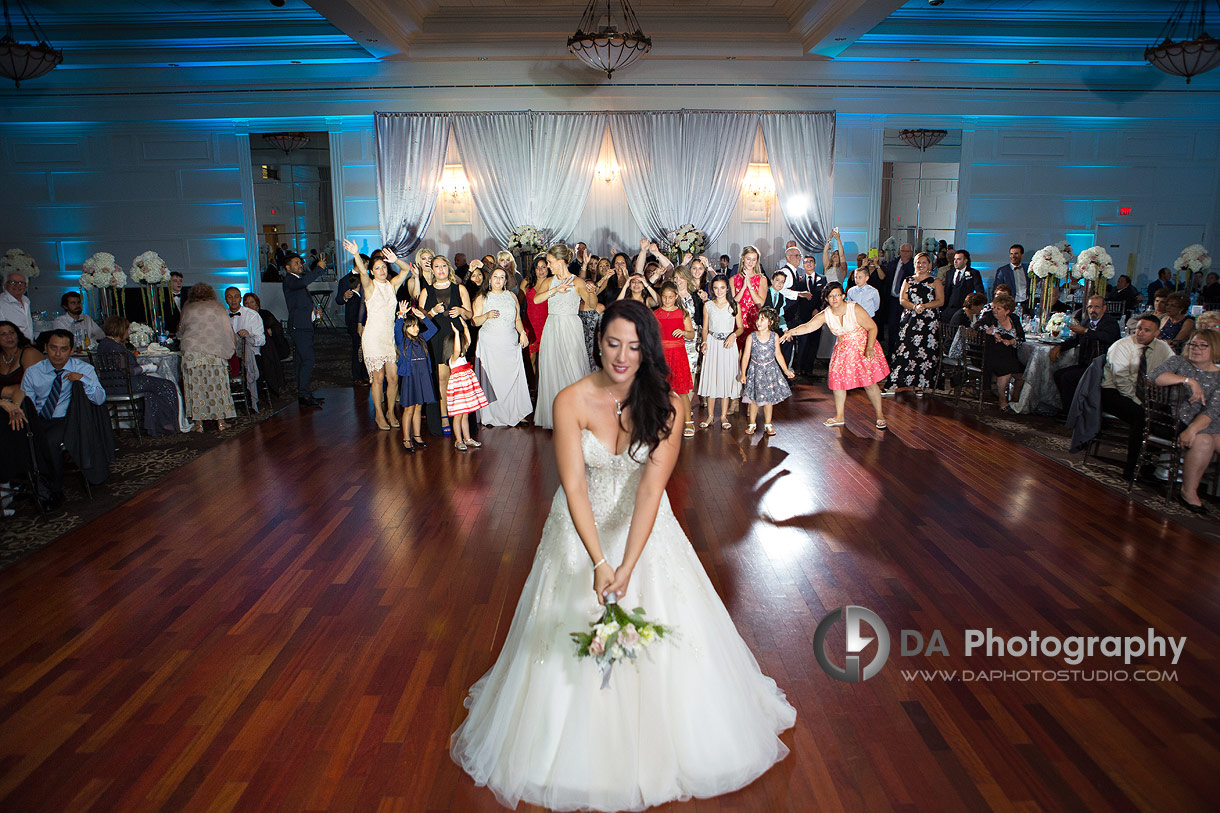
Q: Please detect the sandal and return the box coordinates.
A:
[875,419,887,430]
[189,422,203,433]
[721,420,731,430]
[402,439,416,454]
[824,418,845,427]
[698,420,711,429]
[763,424,776,436]
[746,423,756,435]
[683,421,695,438]
[454,440,467,451]
[217,421,228,432]
[467,438,482,448]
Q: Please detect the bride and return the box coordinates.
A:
[450,300,796,811]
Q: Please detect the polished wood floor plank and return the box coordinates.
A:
[1,385,1218,811]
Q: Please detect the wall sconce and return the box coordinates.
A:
[743,162,775,199]
[595,160,620,184]
[439,163,470,200]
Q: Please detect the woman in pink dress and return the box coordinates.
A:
[731,245,768,350]
[782,282,889,431]
[524,256,549,375]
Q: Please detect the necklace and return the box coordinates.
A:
[0,350,14,366]
[607,389,623,416]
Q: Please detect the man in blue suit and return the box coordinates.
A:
[283,252,327,408]
[993,244,1028,305]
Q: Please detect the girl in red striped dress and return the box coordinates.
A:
[654,281,697,437]
[446,320,489,451]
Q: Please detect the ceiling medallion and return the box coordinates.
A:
[1146,0,1220,84]
[567,0,652,79]
[0,0,63,88]
[898,129,948,151]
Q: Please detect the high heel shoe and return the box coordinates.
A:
[413,435,428,448]
[441,417,452,436]
[402,439,416,454]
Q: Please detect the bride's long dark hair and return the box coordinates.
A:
[593,300,676,456]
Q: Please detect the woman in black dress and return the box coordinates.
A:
[975,293,1026,411]
[418,255,472,433]
[887,251,944,396]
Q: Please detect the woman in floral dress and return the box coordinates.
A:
[887,251,943,396]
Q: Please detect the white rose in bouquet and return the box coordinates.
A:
[1030,245,1068,279]
[1176,244,1212,273]
[2,248,39,280]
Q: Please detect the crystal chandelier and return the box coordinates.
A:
[567,0,652,79]
[0,0,63,88]
[1146,0,1220,84]
[898,129,948,151]
[262,133,312,155]
[439,164,470,200]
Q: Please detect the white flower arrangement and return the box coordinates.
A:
[922,236,939,254]
[665,223,707,258]
[1054,240,1073,260]
[507,224,545,254]
[1073,246,1115,281]
[1046,312,1068,333]
[1175,243,1212,273]
[882,236,898,252]
[130,250,170,284]
[82,252,118,289]
[1030,245,1069,279]
[128,322,155,346]
[2,248,39,280]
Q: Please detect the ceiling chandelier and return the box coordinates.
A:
[898,129,947,151]
[0,0,63,89]
[567,0,652,79]
[1146,0,1220,84]
[262,133,312,155]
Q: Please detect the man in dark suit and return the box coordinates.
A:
[283,252,327,407]
[884,243,914,353]
[1145,267,1173,303]
[941,249,986,322]
[993,244,1029,307]
[336,257,368,386]
[775,243,813,370]
[1105,274,1140,316]
[1049,295,1121,409]
[165,271,189,334]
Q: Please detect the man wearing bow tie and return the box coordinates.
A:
[225,286,266,410]
[941,249,986,323]
[775,241,818,372]
[993,244,1029,307]
[165,271,189,334]
[1049,295,1121,409]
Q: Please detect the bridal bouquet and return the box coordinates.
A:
[2,248,39,280]
[666,224,707,259]
[1176,243,1212,273]
[507,224,545,254]
[1073,246,1114,281]
[572,594,668,689]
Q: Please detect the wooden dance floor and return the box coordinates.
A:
[1,384,1217,811]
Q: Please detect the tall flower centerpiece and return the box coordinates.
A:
[881,236,898,262]
[82,252,125,319]
[507,224,546,270]
[1073,246,1116,299]
[1175,243,1212,291]
[922,235,939,255]
[1029,244,1070,333]
[664,224,707,266]
[2,249,40,287]
[130,251,171,334]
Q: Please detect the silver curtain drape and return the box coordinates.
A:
[759,112,837,254]
[374,112,450,255]
[607,112,759,247]
[451,112,606,246]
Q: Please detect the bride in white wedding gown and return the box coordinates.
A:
[451,300,796,812]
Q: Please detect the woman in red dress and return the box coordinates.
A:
[730,245,768,350]
[654,281,696,437]
[523,256,549,375]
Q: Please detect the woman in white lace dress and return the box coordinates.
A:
[451,300,796,812]
[343,239,412,430]
[534,244,597,429]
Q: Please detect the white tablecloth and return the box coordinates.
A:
[140,351,191,432]
[1012,340,1077,415]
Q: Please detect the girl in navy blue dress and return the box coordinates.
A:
[395,302,438,453]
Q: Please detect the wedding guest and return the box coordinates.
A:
[597,252,631,306]
[616,272,659,309]
[21,329,107,507]
[975,294,1025,411]
[1151,329,1220,514]
[0,320,43,392]
[738,307,793,436]
[731,245,768,350]
[687,256,711,302]
[674,266,703,408]
[1197,310,1220,332]
[822,227,846,284]
[283,251,327,408]
[179,283,236,432]
[950,292,987,331]
[419,255,472,435]
[1158,292,1195,351]
[884,243,916,353]
[473,266,532,427]
[336,256,368,385]
[495,250,524,293]
[524,256,550,375]
[165,271,187,334]
[95,315,181,436]
[453,252,470,279]
[780,252,822,374]
[886,251,943,396]
[578,277,602,372]
[941,249,985,322]
[0,273,33,341]
[224,286,266,411]
[1201,272,1220,305]
[242,293,287,395]
[782,283,888,431]
[697,276,742,430]
[846,266,880,318]
[1100,313,1173,481]
[654,282,696,438]
[1105,274,1141,316]
[52,292,104,347]
[1187,270,1207,297]
[1151,287,1169,320]
[993,244,1029,309]
[1146,267,1174,303]
[534,245,595,429]
[395,304,437,453]
[1050,295,1121,408]
[446,321,488,452]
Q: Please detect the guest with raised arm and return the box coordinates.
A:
[822,227,846,284]
[344,239,413,431]
[394,302,437,453]
[446,320,489,452]
[336,255,368,386]
[473,265,533,427]
[417,254,473,436]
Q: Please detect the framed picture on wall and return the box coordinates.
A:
[741,189,769,224]
[442,194,473,225]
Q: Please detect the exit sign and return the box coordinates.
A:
[1118,206,1131,216]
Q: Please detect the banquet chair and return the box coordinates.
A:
[91,350,148,439]
[229,336,252,416]
[1104,301,1127,319]
[935,321,964,394]
[1128,382,1185,498]
[955,327,987,414]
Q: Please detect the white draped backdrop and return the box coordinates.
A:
[375,110,836,261]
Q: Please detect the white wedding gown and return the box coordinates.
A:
[451,429,796,811]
